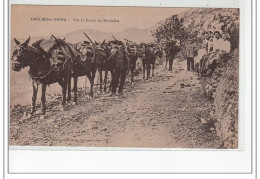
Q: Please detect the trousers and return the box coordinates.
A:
[111,67,127,94]
[168,56,174,71]
[187,57,194,71]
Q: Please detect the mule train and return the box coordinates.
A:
[11,34,163,119]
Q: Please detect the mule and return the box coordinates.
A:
[68,40,98,102]
[141,44,157,81]
[96,41,115,93]
[11,37,73,119]
[165,41,182,71]
[125,40,139,85]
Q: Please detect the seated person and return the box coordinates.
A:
[203,32,231,75]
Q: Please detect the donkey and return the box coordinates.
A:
[11,37,73,120]
[165,40,182,71]
[140,43,157,81]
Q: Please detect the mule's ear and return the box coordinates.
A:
[14,38,20,45]
[101,40,105,45]
[24,37,30,45]
[63,37,66,41]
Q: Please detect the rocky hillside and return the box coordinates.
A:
[212,50,239,148]
[178,8,239,33]
[176,8,239,148]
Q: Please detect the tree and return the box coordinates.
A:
[217,10,240,51]
[151,15,187,44]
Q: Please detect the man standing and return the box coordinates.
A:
[144,43,154,79]
[206,31,214,53]
[110,40,129,96]
[185,39,197,71]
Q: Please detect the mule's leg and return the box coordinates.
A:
[41,84,47,117]
[147,64,151,80]
[131,58,137,84]
[118,68,127,95]
[165,55,168,69]
[104,70,108,92]
[152,63,155,77]
[73,77,78,105]
[99,69,103,93]
[91,69,97,97]
[130,67,134,84]
[111,69,119,95]
[169,58,173,71]
[67,74,71,101]
[86,70,95,99]
[61,76,68,110]
[142,62,146,81]
[109,70,114,92]
[84,76,88,95]
[31,80,38,115]
[86,73,92,98]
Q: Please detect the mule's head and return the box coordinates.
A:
[11,37,31,71]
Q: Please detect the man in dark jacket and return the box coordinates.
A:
[110,40,129,96]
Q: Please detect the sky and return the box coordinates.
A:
[11,5,189,39]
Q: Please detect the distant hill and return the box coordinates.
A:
[11,27,155,50]
[61,27,154,44]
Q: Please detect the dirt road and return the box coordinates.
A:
[10,59,222,148]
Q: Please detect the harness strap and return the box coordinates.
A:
[29,67,54,80]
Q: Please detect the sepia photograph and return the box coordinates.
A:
[10,5,239,149]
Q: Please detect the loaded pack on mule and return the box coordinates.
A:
[72,34,130,96]
[95,39,115,94]
[11,36,77,120]
[68,33,100,100]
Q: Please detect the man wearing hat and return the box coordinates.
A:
[185,39,197,71]
[109,40,129,96]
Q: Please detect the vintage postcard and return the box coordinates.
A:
[10,5,240,149]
